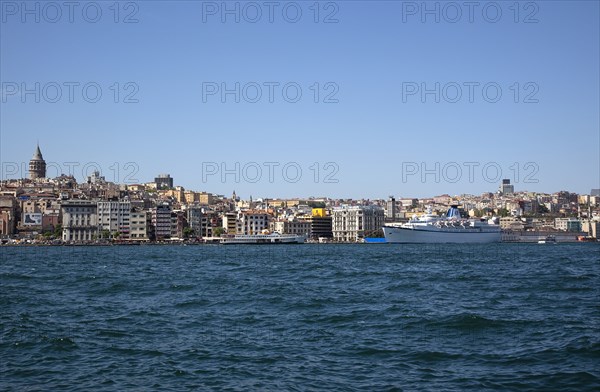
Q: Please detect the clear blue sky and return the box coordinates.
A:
[1,0,599,199]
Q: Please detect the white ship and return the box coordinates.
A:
[383,206,501,243]
[219,232,306,245]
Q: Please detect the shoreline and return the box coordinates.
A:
[2,241,598,247]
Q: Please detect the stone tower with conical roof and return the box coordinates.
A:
[29,144,46,179]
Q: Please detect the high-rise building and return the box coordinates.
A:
[154,174,174,189]
[308,208,333,240]
[386,196,397,221]
[29,144,46,179]
[97,201,131,238]
[499,179,514,195]
[152,203,172,240]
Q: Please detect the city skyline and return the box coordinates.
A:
[2,142,599,201]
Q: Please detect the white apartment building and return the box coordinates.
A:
[237,210,271,234]
[332,205,385,242]
[61,200,97,242]
[97,201,131,238]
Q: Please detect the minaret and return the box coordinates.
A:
[29,144,46,179]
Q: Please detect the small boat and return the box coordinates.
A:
[538,235,556,244]
[577,236,595,242]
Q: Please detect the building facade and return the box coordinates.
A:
[273,219,311,236]
[332,205,385,242]
[0,196,17,236]
[555,217,582,232]
[222,211,237,234]
[152,203,172,240]
[499,179,514,195]
[61,200,97,242]
[97,201,131,238]
[155,174,174,189]
[386,196,397,221]
[129,209,149,240]
[237,210,271,235]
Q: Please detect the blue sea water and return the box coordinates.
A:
[1,243,599,391]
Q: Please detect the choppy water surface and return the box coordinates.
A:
[1,244,599,391]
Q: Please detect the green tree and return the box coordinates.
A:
[53,224,62,238]
[183,227,194,238]
[213,227,225,237]
[497,208,510,217]
[101,230,111,239]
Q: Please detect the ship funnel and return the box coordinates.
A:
[446,206,461,219]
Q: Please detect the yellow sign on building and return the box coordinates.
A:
[312,208,326,217]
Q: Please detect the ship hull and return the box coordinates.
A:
[383,226,501,244]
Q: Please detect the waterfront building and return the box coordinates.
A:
[29,144,46,180]
[187,205,203,233]
[41,207,60,232]
[237,210,271,235]
[500,217,526,231]
[152,203,172,240]
[0,196,17,236]
[222,211,237,234]
[581,219,600,238]
[61,200,97,242]
[129,209,149,240]
[171,211,188,238]
[332,205,385,242]
[554,217,582,232]
[273,219,311,236]
[19,198,45,233]
[97,201,131,238]
[187,205,215,237]
[306,208,333,240]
